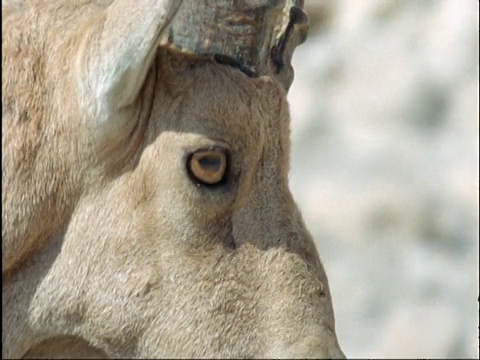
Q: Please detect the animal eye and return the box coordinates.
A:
[188,148,228,186]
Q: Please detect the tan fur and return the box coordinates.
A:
[2,0,345,358]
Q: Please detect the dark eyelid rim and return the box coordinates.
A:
[186,146,230,188]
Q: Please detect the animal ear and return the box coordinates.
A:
[75,0,182,123]
[74,0,308,126]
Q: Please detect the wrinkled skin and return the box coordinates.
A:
[2,0,345,358]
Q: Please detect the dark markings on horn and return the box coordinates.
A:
[165,1,308,91]
[213,54,257,78]
[271,6,308,74]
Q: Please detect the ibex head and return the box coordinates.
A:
[2,0,344,358]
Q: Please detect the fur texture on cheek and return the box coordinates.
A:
[2,4,344,356]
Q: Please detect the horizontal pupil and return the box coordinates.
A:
[198,156,222,173]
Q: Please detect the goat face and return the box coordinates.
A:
[2,1,345,358]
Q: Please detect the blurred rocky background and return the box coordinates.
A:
[288,0,479,358]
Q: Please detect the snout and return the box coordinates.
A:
[232,188,346,359]
[265,331,346,359]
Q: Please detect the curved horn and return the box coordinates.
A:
[163,0,309,91]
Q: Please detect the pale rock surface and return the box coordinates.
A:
[288,0,479,358]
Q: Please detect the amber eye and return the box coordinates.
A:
[188,149,228,186]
